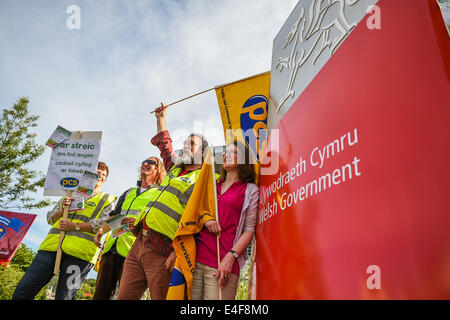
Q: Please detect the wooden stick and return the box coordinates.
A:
[209,147,222,300]
[150,87,215,114]
[53,190,71,275]
[216,236,222,300]
[149,70,270,114]
[54,131,81,275]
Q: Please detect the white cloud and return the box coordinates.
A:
[0,0,298,260]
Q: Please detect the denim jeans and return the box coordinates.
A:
[12,250,93,300]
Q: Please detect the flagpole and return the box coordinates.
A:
[209,146,222,300]
[149,70,270,114]
[150,87,215,114]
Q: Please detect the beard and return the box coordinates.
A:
[173,148,204,166]
[174,153,194,166]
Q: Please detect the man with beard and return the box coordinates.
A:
[92,157,166,300]
[116,103,208,300]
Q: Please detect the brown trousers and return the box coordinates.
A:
[116,232,172,300]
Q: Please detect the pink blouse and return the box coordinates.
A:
[196,180,247,275]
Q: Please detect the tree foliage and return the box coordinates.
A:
[0,244,97,300]
[77,278,96,300]
[0,97,50,210]
[0,244,48,300]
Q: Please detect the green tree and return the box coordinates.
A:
[8,242,36,272]
[0,244,48,300]
[0,262,25,300]
[235,258,251,300]
[78,278,97,300]
[0,97,50,210]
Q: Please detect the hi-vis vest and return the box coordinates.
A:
[103,186,157,257]
[135,167,202,240]
[39,192,116,264]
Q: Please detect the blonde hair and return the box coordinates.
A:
[140,157,166,185]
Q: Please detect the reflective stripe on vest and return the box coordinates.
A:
[138,167,202,240]
[39,192,116,264]
[103,186,157,257]
[156,184,195,206]
[146,201,181,222]
[119,209,141,216]
[48,228,95,242]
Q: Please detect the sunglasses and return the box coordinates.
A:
[142,159,157,166]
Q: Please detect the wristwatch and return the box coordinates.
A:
[75,223,80,231]
[229,249,239,260]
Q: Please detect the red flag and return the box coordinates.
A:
[0,211,37,263]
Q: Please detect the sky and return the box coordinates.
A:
[0,0,298,277]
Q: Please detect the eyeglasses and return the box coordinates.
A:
[142,159,157,166]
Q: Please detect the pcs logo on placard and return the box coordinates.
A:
[60,177,79,188]
[240,95,268,162]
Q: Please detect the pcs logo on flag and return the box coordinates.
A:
[0,215,25,240]
[240,95,268,162]
[0,225,5,240]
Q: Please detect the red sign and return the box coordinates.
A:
[0,211,37,263]
[256,0,450,299]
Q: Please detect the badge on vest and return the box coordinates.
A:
[179,177,191,184]
[85,201,96,208]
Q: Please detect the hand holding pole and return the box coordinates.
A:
[54,130,81,275]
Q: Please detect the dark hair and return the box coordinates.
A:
[221,140,256,183]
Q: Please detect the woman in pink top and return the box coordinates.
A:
[191,141,259,300]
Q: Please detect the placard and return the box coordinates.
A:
[68,194,84,212]
[45,125,72,148]
[107,215,130,238]
[44,131,102,196]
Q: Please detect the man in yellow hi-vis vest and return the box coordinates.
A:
[92,157,166,300]
[116,103,209,300]
[12,162,116,300]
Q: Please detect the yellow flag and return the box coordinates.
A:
[93,232,110,272]
[215,72,270,181]
[166,148,218,300]
[215,72,270,156]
